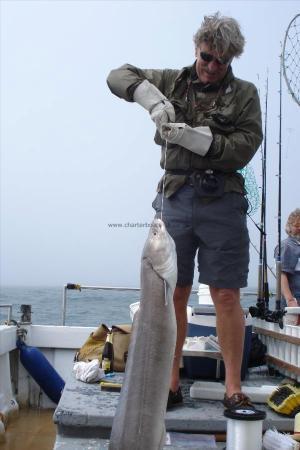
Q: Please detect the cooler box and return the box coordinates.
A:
[183,306,252,380]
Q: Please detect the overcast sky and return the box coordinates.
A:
[1,0,299,289]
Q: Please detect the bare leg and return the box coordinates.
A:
[210,287,245,397]
[170,285,192,392]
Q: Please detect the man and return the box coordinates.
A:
[107,12,262,411]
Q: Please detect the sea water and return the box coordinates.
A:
[0,286,275,327]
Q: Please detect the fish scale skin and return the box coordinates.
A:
[109,220,177,450]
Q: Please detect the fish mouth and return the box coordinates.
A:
[150,219,167,240]
[151,218,166,236]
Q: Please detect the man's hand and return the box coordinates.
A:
[133,80,175,131]
[287,298,299,307]
[161,123,213,156]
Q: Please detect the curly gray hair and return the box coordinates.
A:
[193,12,245,59]
[285,208,300,236]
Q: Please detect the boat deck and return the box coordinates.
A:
[52,372,294,449]
[54,435,226,449]
[2,408,56,450]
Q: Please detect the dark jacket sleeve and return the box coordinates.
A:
[107,64,168,101]
[205,83,263,171]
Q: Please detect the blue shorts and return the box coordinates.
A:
[152,186,250,289]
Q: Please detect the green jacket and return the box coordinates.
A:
[107,63,263,197]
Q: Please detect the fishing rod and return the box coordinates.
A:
[255,47,285,327]
[275,47,283,312]
[262,76,270,312]
[275,14,300,305]
[250,78,268,319]
[257,55,285,326]
[255,76,268,316]
[274,14,300,310]
[249,76,279,323]
[251,15,300,326]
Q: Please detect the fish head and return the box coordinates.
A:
[143,219,174,260]
[143,219,177,300]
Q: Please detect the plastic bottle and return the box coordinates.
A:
[101,332,114,373]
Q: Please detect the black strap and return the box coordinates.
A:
[165,169,223,176]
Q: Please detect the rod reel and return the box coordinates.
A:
[249,304,285,329]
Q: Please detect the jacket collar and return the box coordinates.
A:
[175,62,234,92]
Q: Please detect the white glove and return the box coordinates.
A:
[73,359,105,383]
[161,123,213,156]
[133,80,175,132]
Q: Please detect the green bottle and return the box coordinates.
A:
[101,332,114,373]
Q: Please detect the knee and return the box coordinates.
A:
[210,288,240,313]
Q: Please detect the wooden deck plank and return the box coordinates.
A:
[2,409,56,450]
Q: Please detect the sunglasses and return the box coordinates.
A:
[200,51,230,66]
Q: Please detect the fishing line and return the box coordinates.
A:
[160,140,168,221]
[225,409,266,450]
[160,139,169,306]
[248,239,276,279]
[226,420,263,450]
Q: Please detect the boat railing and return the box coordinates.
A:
[62,283,142,326]
[0,304,12,323]
[62,283,199,326]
